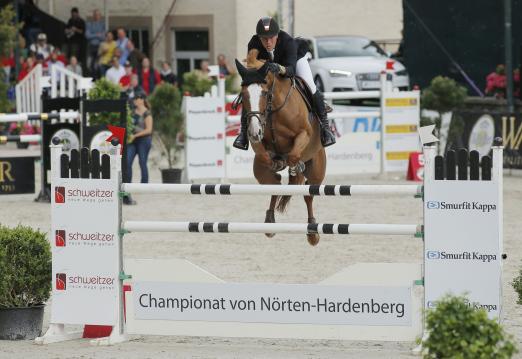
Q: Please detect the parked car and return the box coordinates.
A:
[301,35,410,92]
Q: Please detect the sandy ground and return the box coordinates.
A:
[1,143,522,358]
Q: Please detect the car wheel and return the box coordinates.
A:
[314,76,325,92]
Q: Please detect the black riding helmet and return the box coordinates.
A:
[256,16,280,37]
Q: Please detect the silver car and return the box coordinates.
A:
[302,35,410,92]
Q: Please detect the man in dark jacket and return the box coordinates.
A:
[233,16,335,150]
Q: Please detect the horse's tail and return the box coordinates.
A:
[276,171,305,213]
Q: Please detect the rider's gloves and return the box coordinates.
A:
[267,62,286,75]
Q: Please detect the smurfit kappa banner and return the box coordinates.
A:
[51,177,120,325]
[424,181,501,319]
[185,97,226,180]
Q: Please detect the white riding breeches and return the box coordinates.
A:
[296,57,317,94]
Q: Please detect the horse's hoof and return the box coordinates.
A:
[265,209,275,238]
[307,233,320,246]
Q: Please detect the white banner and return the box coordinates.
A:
[51,178,120,325]
[133,281,411,326]
[424,181,501,318]
[382,92,421,171]
[185,97,226,180]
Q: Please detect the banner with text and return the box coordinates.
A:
[133,281,411,326]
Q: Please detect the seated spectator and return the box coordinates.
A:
[126,74,145,108]
[105,56,125,84]
[35,53,48,76]
[64,7,85,62]
[17,56,35,82]
[119,61,133,91]
[29,33,54,60]
[217,54,234,76]
[137,57,160,95]
[66,55,83,76]
[126,40,145,70]
[47,50,65,82]
[159,61,177,85]
[98,31,116,77]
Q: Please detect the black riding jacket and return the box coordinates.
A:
[247,31,308,78]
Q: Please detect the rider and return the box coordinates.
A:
[233,16,336,150]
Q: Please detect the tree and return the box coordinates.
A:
[0,5,17,113]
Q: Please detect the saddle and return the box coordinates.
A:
[294,77,333,114]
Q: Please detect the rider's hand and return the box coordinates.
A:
[267,62,284,75]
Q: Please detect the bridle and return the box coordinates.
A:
[233,71,295,153]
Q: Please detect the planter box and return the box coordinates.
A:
[0,305,45,340]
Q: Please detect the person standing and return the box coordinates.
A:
[105,56,125,84]
[64,7,86,64]
[159,61,177,85]
[98,31,117,77]
[137,57,161,95]
[217,53,234,76]
[116,28,130,65]
[85,9,105,77]
[126,92,153,185]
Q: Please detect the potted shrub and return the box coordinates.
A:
[0,224,51,340]
[421,294,516,358]
[182,71,214,96]
[149,82,184,183]
[421,76,467,154]
[87,78,133,132]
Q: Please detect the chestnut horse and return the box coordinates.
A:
[235,53,326,246]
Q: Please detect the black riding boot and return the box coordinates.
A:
[233,112,249,150]
[312,91,336,147]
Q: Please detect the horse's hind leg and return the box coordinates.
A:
[254,156,282,238]
[303,150,326,246]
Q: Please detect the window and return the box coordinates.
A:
[172,29,209,82]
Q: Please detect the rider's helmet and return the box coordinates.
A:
[256,17,280,37]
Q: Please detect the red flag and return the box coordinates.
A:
[105,125,126,154]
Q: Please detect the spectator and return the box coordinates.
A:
[119,61,133,91]
[1,50,15,83]
[137,57,161,95]
[17,56,35,82]
[48,50,65,83]
[105,56,125,84]
[199,60,210,75]
[85,9,105,77]
[126,40,145,70]
[29,33,54,60]
[217,54,234,76]
[35,53,48,75]
[126,74,145,107]
[98,31,116,77]
[159,61,177,85]
[126,92,153,185]
[64,7,86,62]
[116,28,130,65]
[66,55,83,76]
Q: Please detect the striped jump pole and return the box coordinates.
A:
[122,183,423,197]
[0,111,80,123]
[0,134,41,144]
[123,221,422,236]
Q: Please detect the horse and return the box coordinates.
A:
[234,52,327,246]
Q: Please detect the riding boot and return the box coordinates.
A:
[233,112,249,150]
[312,91,336,147]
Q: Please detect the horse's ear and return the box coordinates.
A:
[235,59,247,78]
[258,62,269,76]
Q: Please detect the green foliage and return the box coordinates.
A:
[421,76,468,114]
[149,83,183,168]
[423,295,517,359]
[511,265,522,305]
[0,74,11,113]
[0,5,17,58]
[0,225,52,308]
[225,73,240,94]
[87,78,133,134]
[182,71,214,97]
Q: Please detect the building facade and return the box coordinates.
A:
[36,0,402,76]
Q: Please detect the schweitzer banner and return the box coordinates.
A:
[0,157,35,195]
[457,110,522,169]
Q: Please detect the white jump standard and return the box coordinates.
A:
[38,137,504,346]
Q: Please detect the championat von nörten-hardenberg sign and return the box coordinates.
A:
[133,282,412,326]
[382,92,421,172]
[51,178,120,326]
[424,181,501,318]
[185,97,226,180]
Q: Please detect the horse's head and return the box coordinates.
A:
[235,58,273,144]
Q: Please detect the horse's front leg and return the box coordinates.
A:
[251,142,273,168]
[287,130,310,169]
